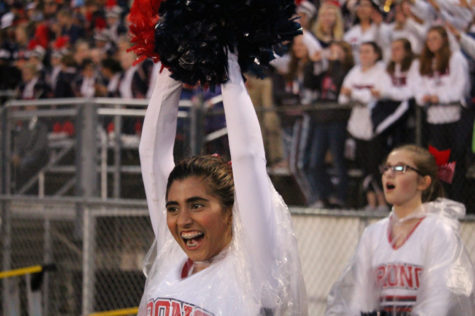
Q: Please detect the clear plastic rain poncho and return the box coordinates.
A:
[326,198,474,316]
[137,55,307,316]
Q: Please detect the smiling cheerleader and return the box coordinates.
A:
[326,144,474,316]
[133,0,306,312]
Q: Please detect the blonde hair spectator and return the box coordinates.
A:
[312,2,344,44]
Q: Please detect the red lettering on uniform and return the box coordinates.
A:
[415,267,422,289]
[147,301,154,316]
[183,304,193,316]
[400,265,413,289]
[150,298,213,316]
[376,263,423,290]
[171,301,181,316]
[387,264,398,287]
[155,299,170,316]
[376,266,385,285]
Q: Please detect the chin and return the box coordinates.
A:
[384,196,397,206]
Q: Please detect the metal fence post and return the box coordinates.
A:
[113,105,122,198]
[0,107,5,195]
[2,200,12,314]
[75,100,98,237]
[2,108,11,195]
[77,100,99,198]
[82,206,95,315]
[75,100,98,315]
[43,213,51,316]
[1,105,13,315]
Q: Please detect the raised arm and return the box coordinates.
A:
[220,53,275,269]
[139,66,182,238]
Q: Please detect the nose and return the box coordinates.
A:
[383,169,396,178]
[381,168,395,178]
[177,209,193,227]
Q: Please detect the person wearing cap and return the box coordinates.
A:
[28,45,47,81]
[48,50,64,92]
[106,5,127,43]
[296,1,317,31]
[25,2,42,23]
[46,36,70,91]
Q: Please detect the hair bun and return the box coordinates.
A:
[147,0,301,86]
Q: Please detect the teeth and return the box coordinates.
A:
[186,239,198,247]
[181,231,203,240]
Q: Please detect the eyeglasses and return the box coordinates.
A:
[380,164,423,175]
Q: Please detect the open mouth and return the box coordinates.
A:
[386,183,395,191]
[181,231,204,249]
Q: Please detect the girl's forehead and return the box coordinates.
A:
[387,150,414,163]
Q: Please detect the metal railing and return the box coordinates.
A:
[1,95,474,315]
[1,196,475,315]
[1,97,199,200]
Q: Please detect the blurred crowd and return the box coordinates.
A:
[1,0,475,210]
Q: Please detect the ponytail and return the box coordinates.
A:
[422,176,445,203]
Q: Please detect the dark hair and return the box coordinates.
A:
[361,41,382,62]
[80,58,94,70]
[389,145,445,202]
[387,38,415,75]
[166,155,234,210]
[286,36,309,82]
[330,41,354,72]
[353,0,377,25]
[101,58,122,73]
[419,26,450,76]
[60,54,76,67]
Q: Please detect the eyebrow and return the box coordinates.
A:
[385,162,408,165]
[165,196,209,207]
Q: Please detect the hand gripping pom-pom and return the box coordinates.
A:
[129,0,302,86]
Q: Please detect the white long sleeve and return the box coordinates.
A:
[438,0,473,31]
[221,54,307,315]
[139,66,182,238]
[460,33,475,60]
[434,51,469,104]
[138,57,306,316]
[410,0,437,21]
[415,51,469,106]
[220,54,275,270]
[382,61,419,101]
